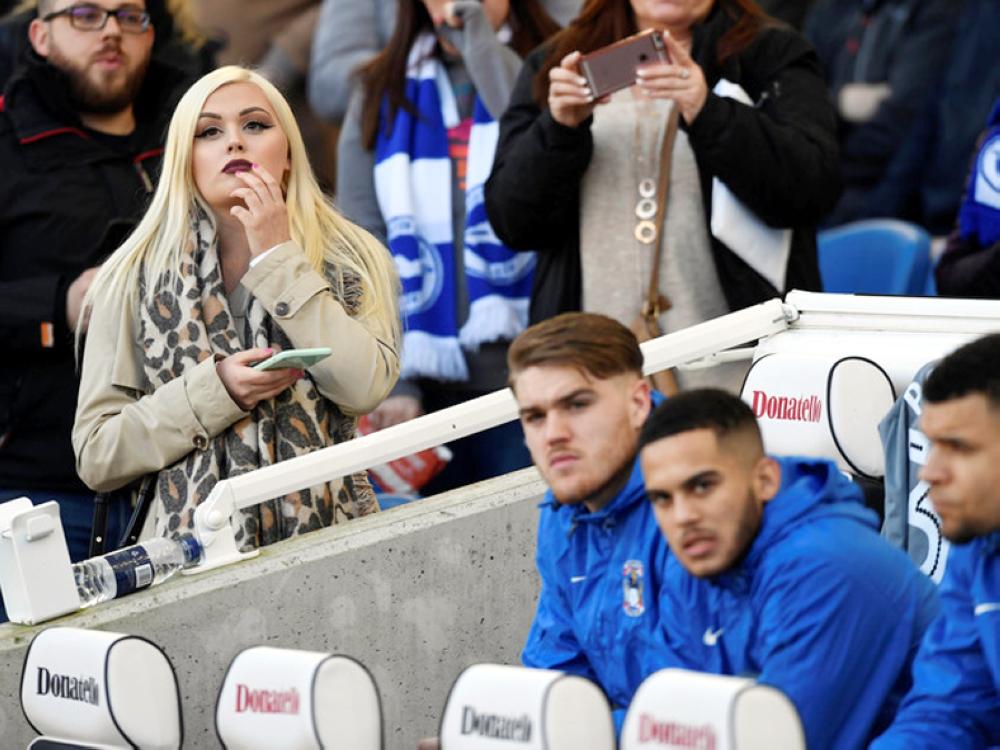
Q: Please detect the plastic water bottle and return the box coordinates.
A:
[73,535,202,608]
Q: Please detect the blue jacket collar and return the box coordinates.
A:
[714,457,873,591]
[542,458,647,528]
[980,530,1000,556]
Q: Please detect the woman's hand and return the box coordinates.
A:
[216,348,302,411]
[229,164,292,258]
[421,0,460,27]
[548,51,605,129]
[367,395,424,430]
[636,31,709,124]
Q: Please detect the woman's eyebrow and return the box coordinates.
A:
[197,107,270,120]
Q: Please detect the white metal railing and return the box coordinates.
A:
[190,298,794,570]
[190,291,1000,571]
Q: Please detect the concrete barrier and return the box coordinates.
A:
[0,467,547,749]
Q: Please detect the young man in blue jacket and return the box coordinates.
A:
[638,389,939,750]
[872,334,1000,748]
[508,312,670,716]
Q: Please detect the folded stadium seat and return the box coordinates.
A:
[438,664,615,749]
[621,669,805,750]
[216,647,382,749]
[740,353,897,522]
[818,219,932,295]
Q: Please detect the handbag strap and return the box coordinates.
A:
[642,105,681,321]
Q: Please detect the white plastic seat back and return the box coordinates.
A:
[621,669,804,750]
[439,664,614,749]
[0,498,79,625]
[216,647,381,749]
[22,627,182,750]
[741,353,896,478]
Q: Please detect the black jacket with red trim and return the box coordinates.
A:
[0,51,187,493]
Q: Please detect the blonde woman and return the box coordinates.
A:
[73,66,400,549]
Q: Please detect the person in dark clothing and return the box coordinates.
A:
[830,0,1000,236]
[0,0,188,579]
[803,0,956,228]
[0,1,213,90]
[934,100,1000,298]
[484,0,839,370]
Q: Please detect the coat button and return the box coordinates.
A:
[193,434,208,450]
[275,302,290,316]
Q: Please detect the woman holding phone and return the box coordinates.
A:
[486,0,840,392]
[336,0,559,494]
[73,66,400,549]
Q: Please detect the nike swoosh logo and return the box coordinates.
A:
[974,602,1000,616]
[570,575,587,584]
[702,627,724,646]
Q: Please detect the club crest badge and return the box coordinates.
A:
[622,560,645,617]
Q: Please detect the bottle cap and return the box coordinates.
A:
[178,535,203,566]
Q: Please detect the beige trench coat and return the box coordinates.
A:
[72,240,399,495]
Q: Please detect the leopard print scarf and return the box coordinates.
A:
[138,215,378,550]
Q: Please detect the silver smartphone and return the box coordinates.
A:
[579,30,670,99]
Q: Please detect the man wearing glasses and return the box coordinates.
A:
[0,0,188,601]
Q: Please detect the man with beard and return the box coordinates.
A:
[872,334,1000,748]
[507,312,670,726]
[0,0,187,575]
[638,389,939,750]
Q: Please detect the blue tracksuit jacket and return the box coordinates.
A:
[521,456,671,712]
[871,530,1000,748]
[657,456,940,750]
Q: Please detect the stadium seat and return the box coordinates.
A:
[924,259,938,296]
[818,219,932,295]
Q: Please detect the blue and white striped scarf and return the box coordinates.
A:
[374,33,534,382]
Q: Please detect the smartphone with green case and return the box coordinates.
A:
[252,347,332,371]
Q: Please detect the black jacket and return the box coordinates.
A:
[485,7,840,323]
[804,0,955,223]
[0,52,187,492]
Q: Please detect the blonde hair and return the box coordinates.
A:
[84,66,399,351]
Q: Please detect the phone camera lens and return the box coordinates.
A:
[639,53,648,61]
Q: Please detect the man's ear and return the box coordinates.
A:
[628,375,652,430]
[752,455,782,503]
[28,17,50,58]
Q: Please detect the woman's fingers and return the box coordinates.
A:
[234,168,275,205]
[246,163,284,203]
[634,37,709,123]
[217,350,304,410]
[549,81,593,103]
[661,30,693,66]
[232,348,274,366]
[559,50,583,71]
[229,166,291,255]
[549,49,600,128]
[637,63,691,87]
[230,186,263,211]
[255,374,301,402]
[550,64,586,85]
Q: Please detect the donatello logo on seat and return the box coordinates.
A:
[35,667,100,706]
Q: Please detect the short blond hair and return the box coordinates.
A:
[508,312,643,389]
